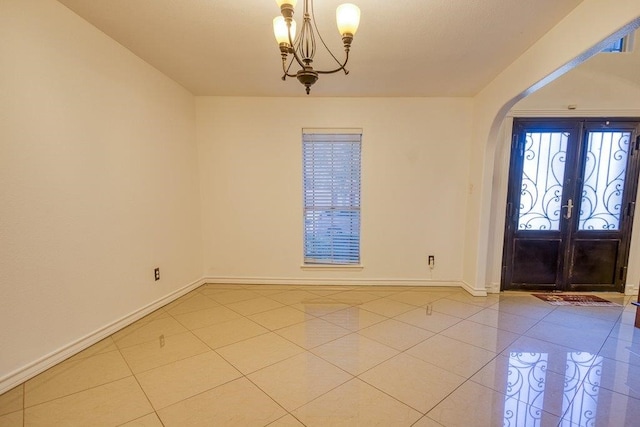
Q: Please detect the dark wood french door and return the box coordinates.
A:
[501,118,640,292]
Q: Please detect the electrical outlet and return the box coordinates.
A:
[154,268,160,281]
[428,255,435,269]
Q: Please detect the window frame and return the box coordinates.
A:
[301,129,363,267]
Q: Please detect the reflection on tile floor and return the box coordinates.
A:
[1,285,639,426]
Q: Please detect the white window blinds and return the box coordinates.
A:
[303,131,361,265]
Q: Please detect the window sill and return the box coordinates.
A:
[300,264,364,271]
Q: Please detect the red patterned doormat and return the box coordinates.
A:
[532,294,621,306]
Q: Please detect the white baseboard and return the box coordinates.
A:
[203,276,464,288]
[0,277,206,395]
[485,282,501,294]
[460,281,488,297]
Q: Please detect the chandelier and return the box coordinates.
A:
[273,0,361,94]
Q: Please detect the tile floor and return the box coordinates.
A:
[1,284,639,426]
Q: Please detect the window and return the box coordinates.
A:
[303,130,362,265]
[601,32,635,53]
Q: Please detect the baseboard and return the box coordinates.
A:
[204,276,464,289]
[485,282,501,294]
[460,281,489,297]
[0,277,206,395]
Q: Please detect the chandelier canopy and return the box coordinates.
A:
[273,0,361,94]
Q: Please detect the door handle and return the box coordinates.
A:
[563,198,574,219]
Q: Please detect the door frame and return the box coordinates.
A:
[499,117,640,292]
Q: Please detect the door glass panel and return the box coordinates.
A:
[579,131,631,230]
[518,132,569,230]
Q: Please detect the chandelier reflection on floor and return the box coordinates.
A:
[273,0,361,94]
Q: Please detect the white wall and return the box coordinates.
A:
[463,0,640,294]
[0,0,202,389]
[485,46,640,293]
[197,97,473,288]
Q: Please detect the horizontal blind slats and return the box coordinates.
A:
[303,133,361,265]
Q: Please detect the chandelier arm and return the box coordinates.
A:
[286,21,306,69]
[315,51,350,74]
[309,0,344,69]
[282,57,298,79]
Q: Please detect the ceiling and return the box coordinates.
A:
[56,0,586,97]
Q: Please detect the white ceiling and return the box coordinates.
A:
[56,0,586,97]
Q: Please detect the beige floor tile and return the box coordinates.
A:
[445,292,501,308]
[488,298,554,320]
[320,306,387,332]
[359,298,415,317]
[209,289,262,304]
[407,334,497,378]
[157,377,285,427]
[599,335,640,367]
[217,332,304,374]
[303,286,353,294]
[0,410,22,427]
[467,308,539,334]
[163,291,198,309]
[358,318,433,351]
[587,356,640,399]
[113,316,188,349]
[13,285,640,426]
[610,321,640,343]
[306,289,345,297]
[411,415,445,426]
[394,307,463,333]
[360,353,466,413]
[249,288,290,296]
[191,317,268,349]
[312,333,399,375]
[68,337,118,361]
[471,353,571,417]
[552,304,623,323]
[25,351,131,407]
[24,377,152,427]
[504,336,593,376]
[561,384,640,426]
[276,318,351,349]
[525,320,610,354]
[136,351,241,409]
[329,290,381,304]
[427,380,561,427]
[267,414,306,426]
[249,306,316,330]
[0,386,22,416]
[226,296,285,316]
[197,284,239,295]
[620,307,637,326]
[248,352,352,411]
[172,305,242,330]
[131,308,170,324]
[387,291,444,306]
[429,298,485,318]
[243,284,294,291]
[119,412,163,426]
[292,378,421,426]
[441,320,520,353]
[119,331,209,374]
[543,309,617,330]
[296,300,352,316]
[165,293,219,316]
[269,290,320,305]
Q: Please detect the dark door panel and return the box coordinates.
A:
[511,238,561,286]
[568,239,619,288]
[501,118,640,292]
